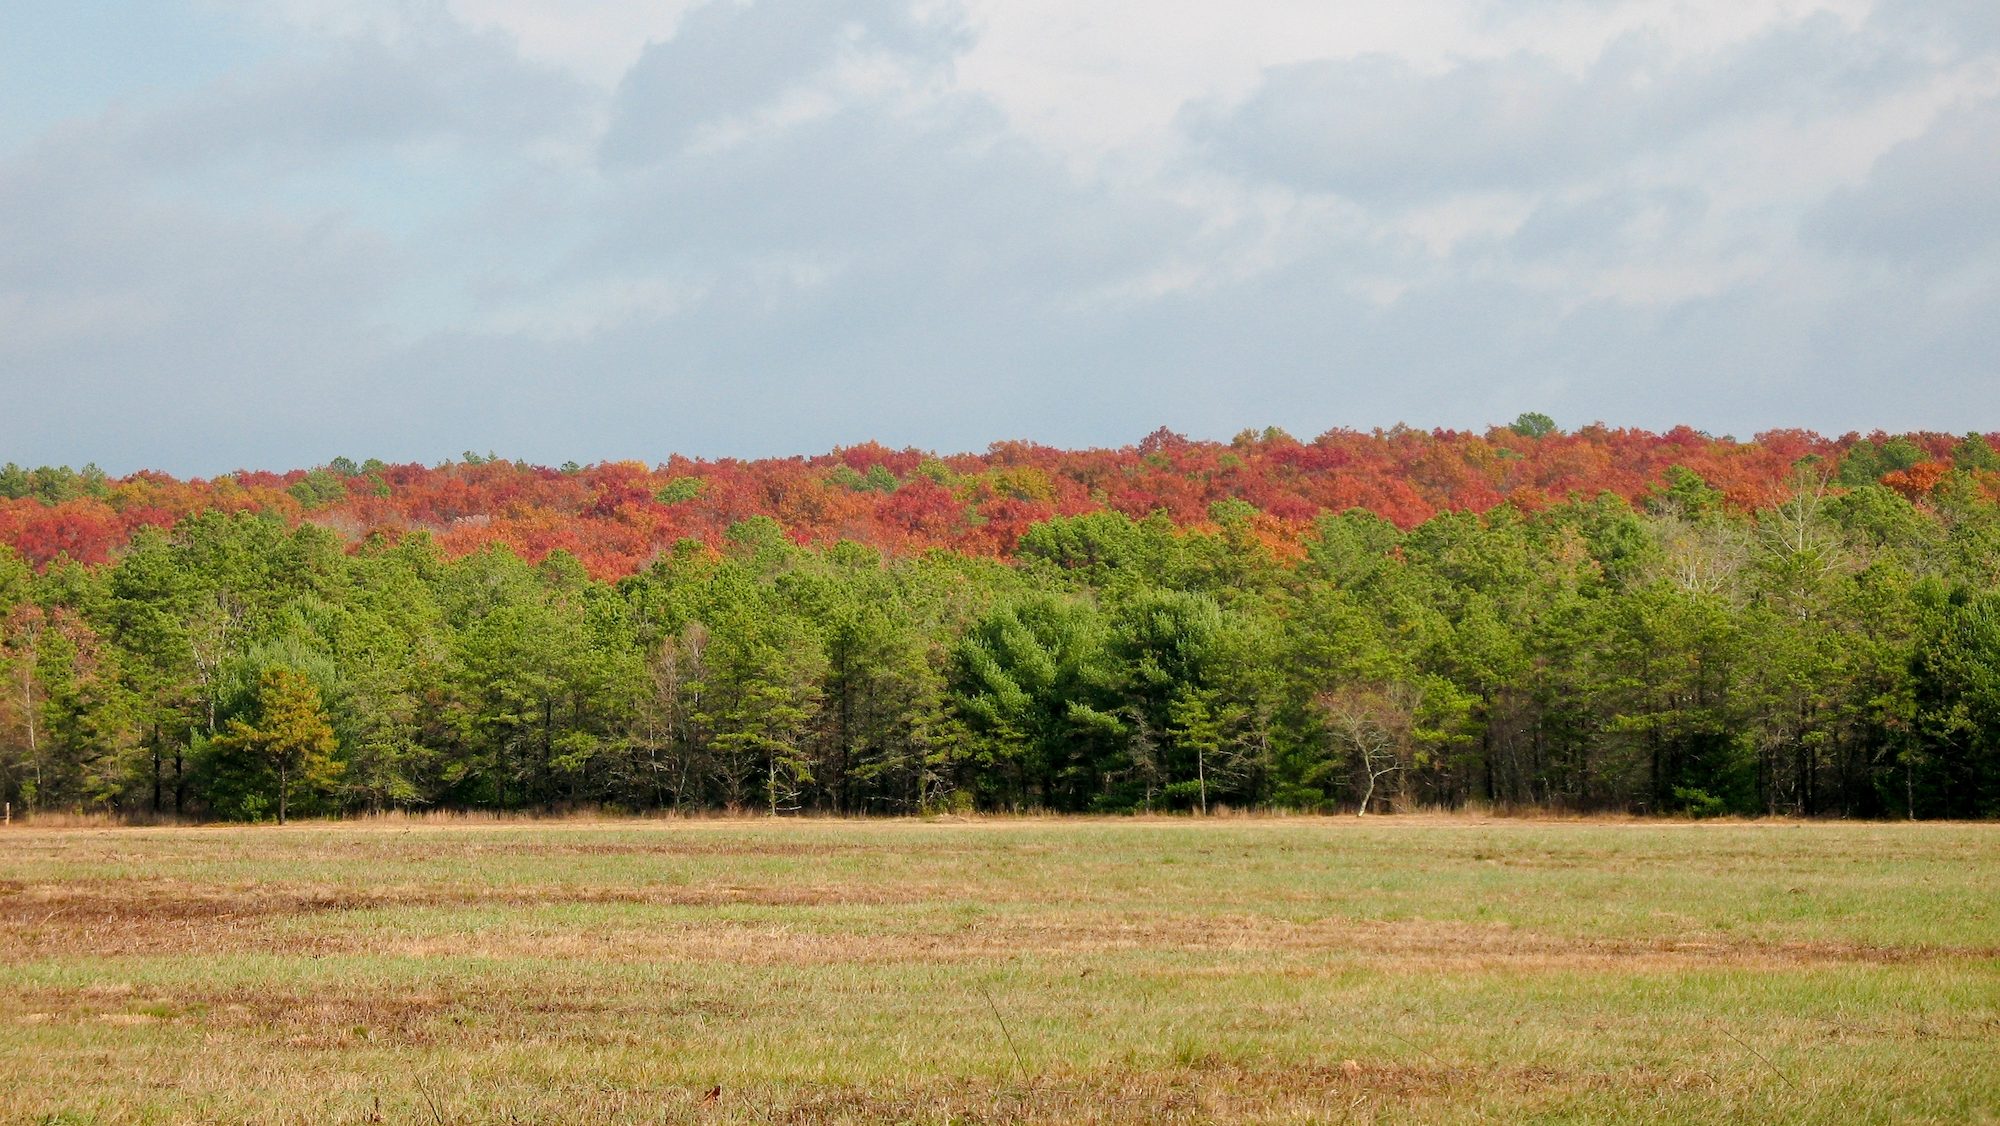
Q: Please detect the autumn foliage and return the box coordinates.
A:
[2,425,1990,579]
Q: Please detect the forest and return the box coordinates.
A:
[3,419,1999,820]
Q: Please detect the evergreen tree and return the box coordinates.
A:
[211,667,339,823]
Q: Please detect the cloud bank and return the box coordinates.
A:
[1,0,1995,472]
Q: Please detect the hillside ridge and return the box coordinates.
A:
[4,424,1993,577]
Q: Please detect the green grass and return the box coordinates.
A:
[1,816,1995,1123]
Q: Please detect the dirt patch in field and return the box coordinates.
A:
[2,877,1982,972]
[0,877,940,956]
[1029,913,1975,970]
[6,974,751,1051]
[531,838,904,858]
[0,1056,1704,1126]
[410,1062,1701,1125]
[752,1066,1466,1125]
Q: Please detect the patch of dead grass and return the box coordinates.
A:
[3,876,1983,971]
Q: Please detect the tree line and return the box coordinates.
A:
[7,424,1991,579]
[3,462,1998,820]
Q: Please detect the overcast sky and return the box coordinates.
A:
[3,0,1996,473]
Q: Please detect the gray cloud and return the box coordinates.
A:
[126,22,589,174]
[0,143,395,469]
[1871,0,2000,55]
[1188,15,1932,202]
[1807,96,2000,268]
[0,12,585,470]
[377,83,1212,458]
[1189,51,1620,200]
[1501,187,1710,263]
[598,0,966,166]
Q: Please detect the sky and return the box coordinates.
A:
[2,0,1996,474]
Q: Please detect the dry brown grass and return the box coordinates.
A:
[4,876,1980,969]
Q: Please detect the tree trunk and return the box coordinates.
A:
[1196,744,1207,816]
[835,664,854,815]
[21,666,36,809]
[542,698,554,809]
[1481,723,1495,805]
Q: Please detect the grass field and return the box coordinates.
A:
[1,816,1995,1124]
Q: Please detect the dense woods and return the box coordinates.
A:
[6,423,1983,578]
[4,421,2000,820]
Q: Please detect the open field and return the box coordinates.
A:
[1,817,1995,1124]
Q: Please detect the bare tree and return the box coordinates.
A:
[631,623,709,809]
[1657,517,1751,598]
[1758,460,1853,618]
[1318,684,1422,816]
[187,591,244,737]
